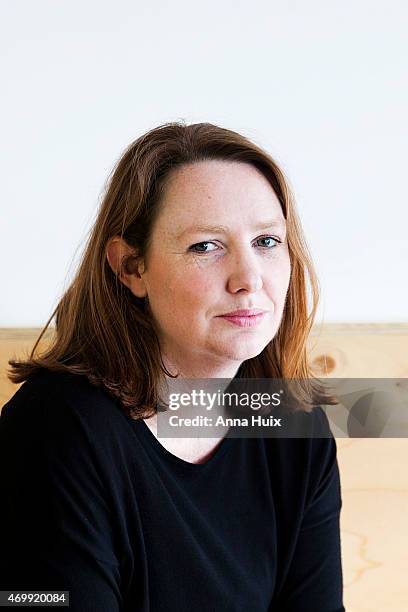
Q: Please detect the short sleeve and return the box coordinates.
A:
[273,407,345,612]
[0,384,123,611]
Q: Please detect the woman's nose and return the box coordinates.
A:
[226,251,263,294]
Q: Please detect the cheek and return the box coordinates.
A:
[264,258,291,299]
[149,260,215,317]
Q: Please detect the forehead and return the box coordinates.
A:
[156,160,285,231]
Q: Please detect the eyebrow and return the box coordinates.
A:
[176,220,286,239]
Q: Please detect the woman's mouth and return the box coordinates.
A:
[216,310,267,328]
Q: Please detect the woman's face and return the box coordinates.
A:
[132,160,291,375]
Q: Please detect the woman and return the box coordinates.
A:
[0,122,344,611]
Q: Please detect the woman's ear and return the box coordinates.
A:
[106,236,147,298]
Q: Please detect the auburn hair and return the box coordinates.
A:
[8,121,336,418]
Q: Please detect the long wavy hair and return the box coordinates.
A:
[8,121,336,418]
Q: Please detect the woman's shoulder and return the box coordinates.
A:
[0,368,130,441]
[262,406,341,529]
[263,405,338,485]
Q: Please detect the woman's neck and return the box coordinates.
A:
[161,354,242,380]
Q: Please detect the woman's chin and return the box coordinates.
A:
[213,337,270,363]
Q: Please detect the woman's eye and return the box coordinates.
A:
[256,236,280,248]
[189,241,218,253]
[190,242,215,253]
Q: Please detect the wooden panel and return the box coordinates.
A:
[1,324,408,611]
[308,322,408,378]
[336,438,408,612]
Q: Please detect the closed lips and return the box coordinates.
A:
[218,310,266,317]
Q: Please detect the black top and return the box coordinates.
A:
[0,370,345,611]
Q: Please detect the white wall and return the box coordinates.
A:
[1,0,407,326]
